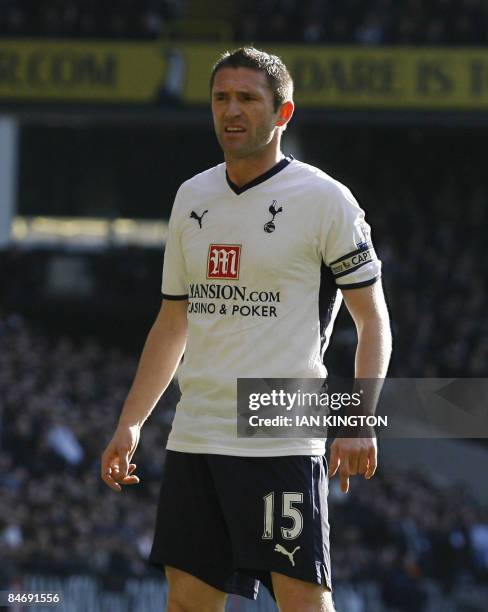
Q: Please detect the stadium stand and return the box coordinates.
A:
[1,121,488,608]
[1,0,487,600]
[0,315,487,611]
[1,0,488,45]
[4,124,488,378]
[235,0,488,46]
[0,0,186,39]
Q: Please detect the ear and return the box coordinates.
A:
[275,100,294,128]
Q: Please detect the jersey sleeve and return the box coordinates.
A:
[321,183,381,289]
[161,187,189,299]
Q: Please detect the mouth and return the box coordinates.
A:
[224,126,246,133]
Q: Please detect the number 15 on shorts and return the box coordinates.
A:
[262,492,303,540]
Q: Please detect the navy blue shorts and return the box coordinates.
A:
[148,451,332,599]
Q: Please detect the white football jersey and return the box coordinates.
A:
[162,156,381,456]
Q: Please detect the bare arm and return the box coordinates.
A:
[328,281,392,492]
[343,280,392,379]
[101,299,188,491]
[118,298,188,427]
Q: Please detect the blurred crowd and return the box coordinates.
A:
[0,315,487,609]
[294,125,488,379]
[237,0,488,45]
[2,0,488,45]
[331,469,488,609]
[371,135,488,378]
[4,125,488,384]
[0,315,179,588]
[0,0,185,39]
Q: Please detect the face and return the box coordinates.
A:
[211,67,284,159]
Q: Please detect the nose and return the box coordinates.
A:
[225,97,242,118]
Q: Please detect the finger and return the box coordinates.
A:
[365,447,377,479]
[348,452,359,476]
[101,451,121,490]
[120,475,140,485]
[339,464,350,493]
[328,445,340,477]
[103,466,139,488]
[113,462,137,479]
[101,449,116,478]
[118,448,130,477]
[120,464,138,483]
[102,466,122,492]
[358,451,369,476]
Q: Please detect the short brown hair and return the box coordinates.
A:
[210,47,293,111]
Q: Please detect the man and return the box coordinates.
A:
[101,47,392,612]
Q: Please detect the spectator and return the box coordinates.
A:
[0,315,486,608]
[235,0,488,45]
[1,0,487,45]
[0,0,184,39]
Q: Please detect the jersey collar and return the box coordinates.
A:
[225,155,294,196]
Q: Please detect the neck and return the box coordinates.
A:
[225,144,284,188]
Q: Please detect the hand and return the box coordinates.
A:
[101,424,141,492]
[328,437,377,493]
